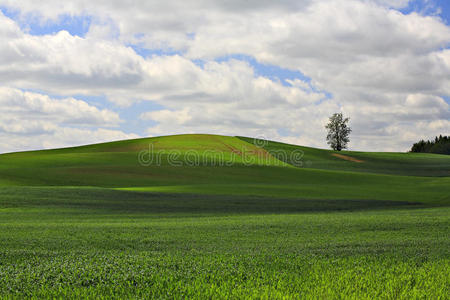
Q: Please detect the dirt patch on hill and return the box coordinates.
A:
[332,153,364,163]
[222,143,274,160]
[222,143,243,156]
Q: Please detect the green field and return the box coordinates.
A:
[0,134,449,298]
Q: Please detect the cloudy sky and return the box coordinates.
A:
[0,0,449,153]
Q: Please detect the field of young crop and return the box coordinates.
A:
[0,134,449,298]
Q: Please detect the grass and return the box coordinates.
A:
[0,187,448,298]
[238,136,450,176]
[0,134,449,298]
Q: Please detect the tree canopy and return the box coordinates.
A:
[410,135,450,155]
[325,113,351,151]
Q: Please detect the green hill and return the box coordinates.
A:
[0,134,449,205]
[238,136,450,176]
[1,134,449,298]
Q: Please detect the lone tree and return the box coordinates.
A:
[325,113,351,151]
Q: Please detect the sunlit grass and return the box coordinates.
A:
[0,134,448,298]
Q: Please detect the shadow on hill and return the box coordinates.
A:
[0,187,425,215]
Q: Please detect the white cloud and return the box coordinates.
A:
[0,127,139,153]
[0,0,448,152]
[370,0,411,8]
[0,87,121,126]
[0,87,136,152]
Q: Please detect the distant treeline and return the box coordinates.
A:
[410,135,450,155]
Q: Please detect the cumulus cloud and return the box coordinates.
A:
[0,0,449,152]
[0,13,145,95]
[0,87,136,152]
[0,87,121,126]
[136,58,335,148]
[0,127,139,153]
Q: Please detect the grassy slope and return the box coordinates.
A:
[0,134,449,205]
[0,134,449,297]
[0,134,287,186]
[238,136,450,177]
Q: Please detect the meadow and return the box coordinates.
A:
[0,134,449,298]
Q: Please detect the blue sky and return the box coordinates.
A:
[399,0,450,24]
[0,7,91,37]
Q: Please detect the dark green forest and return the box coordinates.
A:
[410,135,450,155]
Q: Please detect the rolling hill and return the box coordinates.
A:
[0,133,449,205]
[1,134,449,298]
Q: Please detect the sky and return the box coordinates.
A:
[0,0,449,153]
